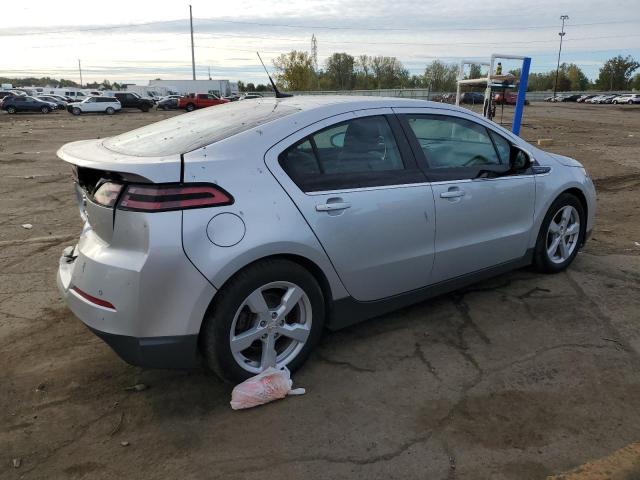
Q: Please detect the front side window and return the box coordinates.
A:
[405,115,502,169]
[280,115,419,192]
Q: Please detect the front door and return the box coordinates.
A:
[265,110,436,302]
[398,111,535,283]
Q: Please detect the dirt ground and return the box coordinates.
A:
[1,103,639,480]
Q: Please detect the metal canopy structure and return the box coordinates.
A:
[455,54,531,136]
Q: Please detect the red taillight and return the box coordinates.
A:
[117,183,233,212]
[72,287,116,310]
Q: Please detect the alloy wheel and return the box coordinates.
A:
[546,205,580,264]
[229,281,312,374]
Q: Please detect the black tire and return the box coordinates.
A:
[200,259,325,383]
[185,103,195,112]
[533,193,585,273]
[140,106,150,112]
[105,107,115,115]
[41,106,50,114]
[72,107,81,116]
[7,106,16,114]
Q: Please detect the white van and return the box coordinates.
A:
[45,88,90,102]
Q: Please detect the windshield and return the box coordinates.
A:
[103,99,300,157]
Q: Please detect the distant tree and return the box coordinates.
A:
[325,52,355,90]
[467,63,483,79]
[632,73,640,91]
[423,60,458,92]
[272,50,316,91]
[245,82,256,92]
[237,80,246,92]
[565,64,589,90]
[255,83,272,92]
[596,55,639,90]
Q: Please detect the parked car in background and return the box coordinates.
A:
[113,92,154,112]
[156,96,179,110]
[1,95,57,114]
[37,95,68,109]
[560,94,582,102]
[56,96,595,382]
[67,96,121,115]
[601,94,619,104]
[459,92,484,104]
[494,91,529,105]
[178,93,229,111]
[577,94,598,103]
[612,94,640,104]
[0,91,18,99]
[224,94,242,101]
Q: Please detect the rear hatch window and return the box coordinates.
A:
[103,99,299,157]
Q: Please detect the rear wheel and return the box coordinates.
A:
[140,106,150,112]
[41,106,50,114]
[200,259,325,383]
[6,106,16,114]
[533,193,585,273]
[185,103,195,112]
[72,107,81,116]
[105,107,115,115]
[629,100,634,105]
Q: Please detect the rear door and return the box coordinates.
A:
[265,109,436,302]
[396,109,535,283]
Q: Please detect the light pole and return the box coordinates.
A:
[189,5,196,80]
[553,15,569,98]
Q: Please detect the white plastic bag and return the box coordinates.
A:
[230,367,305,410]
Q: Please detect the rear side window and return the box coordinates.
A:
[279,115,423,192]
[103,100,300,156]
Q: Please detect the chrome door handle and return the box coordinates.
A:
[440,190,466,198]
[316,202,351,212]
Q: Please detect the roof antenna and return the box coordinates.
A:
[257,52,293,98]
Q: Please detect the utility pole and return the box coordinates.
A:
[553,15,569,98]
[189,5,196,80]
[78,59,83,87]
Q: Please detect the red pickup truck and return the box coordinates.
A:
[178,93,229,111]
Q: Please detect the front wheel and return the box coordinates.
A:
[71,107,81,116]
[200,259,325,383]
[533,193,585,273]
[105,107,115,115]
[6,106,16,114]
[185,103,195,112]
[41,106,50,114]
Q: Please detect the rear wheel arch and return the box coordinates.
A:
[198,254,330,381]
[200,253,334,333]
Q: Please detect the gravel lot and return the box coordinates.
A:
[2,103,640,479]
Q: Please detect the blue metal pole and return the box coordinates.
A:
[512,57,531,136]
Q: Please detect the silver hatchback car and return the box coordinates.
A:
[57,96,596,382]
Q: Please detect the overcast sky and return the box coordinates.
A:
[2,0,639,86]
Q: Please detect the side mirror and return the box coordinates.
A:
[510,146,532,171]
